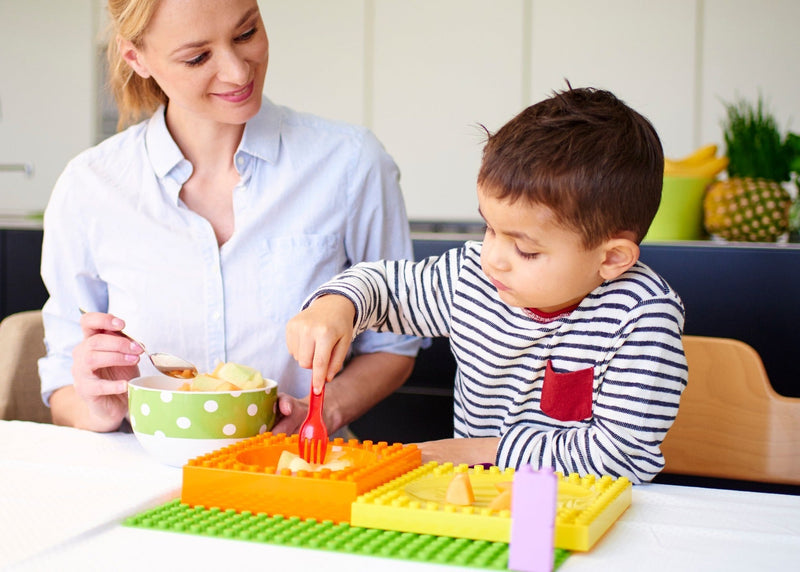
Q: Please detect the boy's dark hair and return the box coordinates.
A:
[477,85,664,247]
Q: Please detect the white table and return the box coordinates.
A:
[3,420,800,571]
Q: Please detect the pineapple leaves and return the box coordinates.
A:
[786,133,800,175]
[720,96,794,182]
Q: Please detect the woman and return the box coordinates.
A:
[38,0,418,433]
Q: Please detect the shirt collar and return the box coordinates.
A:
[144,106,192,204]
[238,96,281,164]
[143,96,281,201]
[523,302,580,323]
[145,105,188,180]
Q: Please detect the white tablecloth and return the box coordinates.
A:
[1,421,180,569]
[2,420,799,571]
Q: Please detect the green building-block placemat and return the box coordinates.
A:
[124,499,569,570]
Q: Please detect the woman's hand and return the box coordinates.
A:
[270,387,344,436]
[66,311,143,431]
[271,393,309,435]
[285,295,357,395]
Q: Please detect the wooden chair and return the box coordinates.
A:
[0,310,51,423]
[661,335,800,485]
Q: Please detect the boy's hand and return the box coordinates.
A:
[415,437,501,466]
[286,295,357,394]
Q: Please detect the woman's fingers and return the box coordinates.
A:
[74,375,128,398]
[74,334,141,374]
[79,310,126,337]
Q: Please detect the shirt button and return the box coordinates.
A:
[236,156,245,165]
[212,312,221,320]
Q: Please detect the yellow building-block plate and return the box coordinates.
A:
[351,462,631,551]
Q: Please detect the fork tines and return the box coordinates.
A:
[299,437,327,464]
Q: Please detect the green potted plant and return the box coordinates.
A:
[786,133,800,241]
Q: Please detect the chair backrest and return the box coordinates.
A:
[0,310,51,423]
[661,335,800,485]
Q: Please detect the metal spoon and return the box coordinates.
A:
[79,308,198,379]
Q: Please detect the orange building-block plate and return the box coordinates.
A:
[181,433,421,524]
[351,463,631,551]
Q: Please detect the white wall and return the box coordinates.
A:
[264,0,800,222]
[0,0,96,216]
[1,0,798,221]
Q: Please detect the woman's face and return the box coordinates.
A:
[124,0,269,127]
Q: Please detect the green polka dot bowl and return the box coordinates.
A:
[128,375,278,467]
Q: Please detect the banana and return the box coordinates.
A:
[674,144,719,166]
[665,144,728,178]
[665,155,729,178]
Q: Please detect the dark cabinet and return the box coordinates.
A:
[350,337,455,444]
[0,229,48,320]
[638,243,800,399]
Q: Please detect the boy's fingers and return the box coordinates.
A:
[284,327,297,359]
[290,329,320,370]
[285,317,309,363]
[311,339,335,393]
[311,363,327,394]
[294,342,313,370]
[327,339,349,382]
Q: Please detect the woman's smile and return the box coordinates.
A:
[214,80,254,103]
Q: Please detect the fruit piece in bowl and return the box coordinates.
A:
[129,365,278,467]
[178,361,268,391]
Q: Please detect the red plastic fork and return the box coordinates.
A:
[298,382,328,464]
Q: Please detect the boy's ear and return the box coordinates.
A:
[599,234,639,281]
[118,37,152,78]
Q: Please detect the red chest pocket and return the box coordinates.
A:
[540,360,594,422]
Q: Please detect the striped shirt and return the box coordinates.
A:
[313,241,688,483]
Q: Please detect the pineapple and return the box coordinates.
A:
[703,97,793,242]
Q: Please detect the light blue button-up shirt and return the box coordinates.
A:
[39,97,420,402]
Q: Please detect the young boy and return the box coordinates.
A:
[286,86,688,484]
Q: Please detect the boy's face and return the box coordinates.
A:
[478,187,609,313]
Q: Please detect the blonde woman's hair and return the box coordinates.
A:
[106,0,166,130]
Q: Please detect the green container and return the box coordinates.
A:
[129,375,278,466]
[645,176,712,242]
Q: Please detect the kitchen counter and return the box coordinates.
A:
[0,212,43,230]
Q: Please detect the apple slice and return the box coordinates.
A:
[445,472,475,506]
[488,489,512,511]
[275,449,352,473]
[213,381,241,391]
[215,362,265,389]
[189,374,226,391]
[487,480,513,511]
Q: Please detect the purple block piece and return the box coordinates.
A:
[508,465,557,572]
